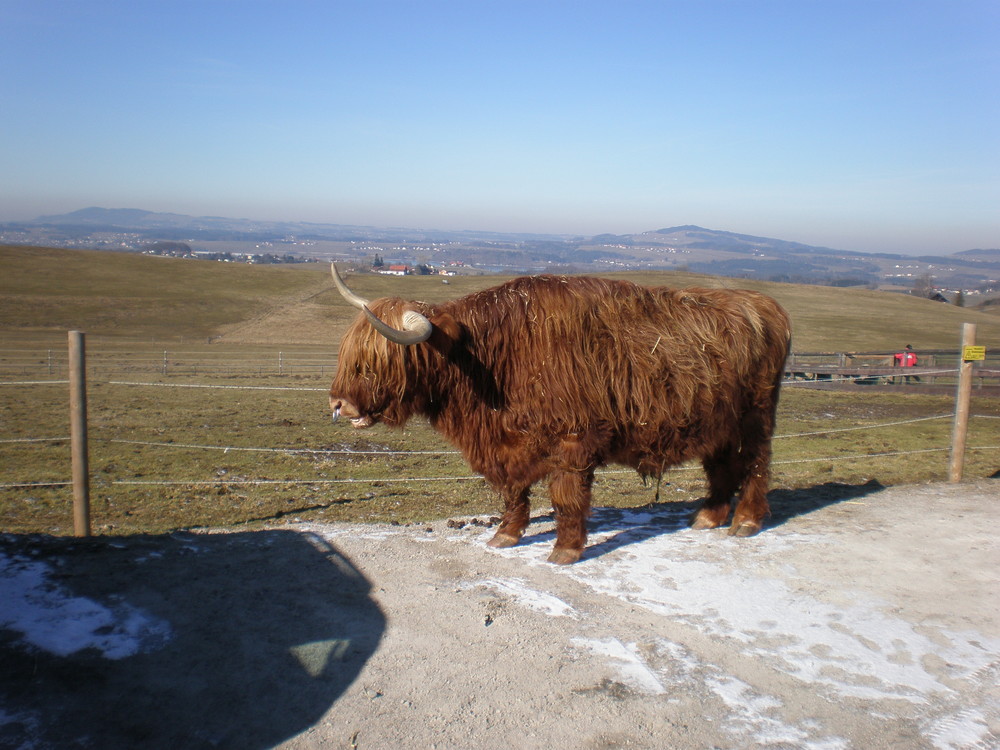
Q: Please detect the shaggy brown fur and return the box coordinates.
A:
[329,274,791,563]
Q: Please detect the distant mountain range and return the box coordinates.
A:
[5,207,999,291]
[28,207,572,244]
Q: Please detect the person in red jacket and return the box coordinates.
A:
[893,344,920,383]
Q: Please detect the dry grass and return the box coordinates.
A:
[3,364,998,537]
[4,245,1000,351]
[2,245,999,536]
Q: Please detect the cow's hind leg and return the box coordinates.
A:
[728,439,772,537]
[726,397,780,537]
[487,484,531,548]
[547,469,594,564]
[691,444,742,531]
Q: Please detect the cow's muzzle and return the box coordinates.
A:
[330,397,373,429]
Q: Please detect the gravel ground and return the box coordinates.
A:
[2,478,998,749]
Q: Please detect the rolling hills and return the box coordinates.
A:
[1,243,998,353]
[5,208,999,289]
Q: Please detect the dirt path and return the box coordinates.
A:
[2,479,998,749]
[212,278,339,345]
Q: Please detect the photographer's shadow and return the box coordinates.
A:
[0,529,384,749]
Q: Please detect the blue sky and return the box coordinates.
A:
[2,0,997,254]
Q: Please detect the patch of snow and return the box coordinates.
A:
[467,578,577,618]
[0,554,172,660]
[482,507,999,748]
[527,526,1000,705]
[570,637,666,695]
[924,707,1000,750]
[708,674,848,749]
[0,707,44,750]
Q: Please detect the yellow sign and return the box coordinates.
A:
[962,346,986,361]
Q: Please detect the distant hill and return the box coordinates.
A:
[953,248,1000,261]
[4,208,998,291]
[3,243,1000,351]
[26,207,573,244]
[36,207,161,226]
[649,225,843,255]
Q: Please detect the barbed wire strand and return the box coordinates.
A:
[94,413,968,455]
[109,381,327,392]
[105,438,460,455]
[4,445,997,491]
[776,414,952,438]
[0,368,971,392]
[3,370,998,489]
[782,368,961,386]
[113,476,485,486]
[773,446,999,465]
[0,437,70,444]
[3,414,994,454]
[0,380,70,386]
[0,481,73,489]
[4,414,993,458]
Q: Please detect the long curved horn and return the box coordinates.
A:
[331,263,369,310]
[331,263,433,346]
[363,307,433,346]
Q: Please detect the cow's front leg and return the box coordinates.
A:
[547,469,594,564]
[487,484,531,548]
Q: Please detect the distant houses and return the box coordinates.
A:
[380,264,410,276]
[139,243,315,265]
[373,262,457,277]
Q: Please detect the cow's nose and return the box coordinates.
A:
[331,400,342,423]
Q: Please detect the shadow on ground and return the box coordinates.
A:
[0,530,384,749]
[568,479,887,561]
[765,479,885,527]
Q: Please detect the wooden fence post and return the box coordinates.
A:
[948,323,976,483]
[69,331,91,536]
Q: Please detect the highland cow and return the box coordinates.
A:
[328,264,791,564]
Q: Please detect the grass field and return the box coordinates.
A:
[5,244,1000,351]
[2,245,999,536]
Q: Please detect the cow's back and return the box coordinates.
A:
[448,275,790,433]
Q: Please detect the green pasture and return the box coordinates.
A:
[1,245,998,536]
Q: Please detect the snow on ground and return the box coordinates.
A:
[540,508,998,704]
[452,495,1000,750]
[3,481,999,749]
[0,553,171,660]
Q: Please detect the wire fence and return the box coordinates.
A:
[3,344,999,533]
[4,380,997,490]
[4,345,998,381]
[0,348,337,378]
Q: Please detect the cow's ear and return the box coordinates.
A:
[429,312,460,354]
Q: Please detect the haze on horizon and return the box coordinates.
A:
[2,0,997,256]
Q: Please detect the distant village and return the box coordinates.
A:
[139,241,316,265]
[368,253,459,277]
[2,214,997,304]
[138,243,466,277]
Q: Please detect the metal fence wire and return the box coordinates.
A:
[2,339,998,536]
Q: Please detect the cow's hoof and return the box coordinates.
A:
[728,521,762,537]
[690,516,721,530]
[487,532,521,548]
[547,548,582,565]
[690,508,728,530]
